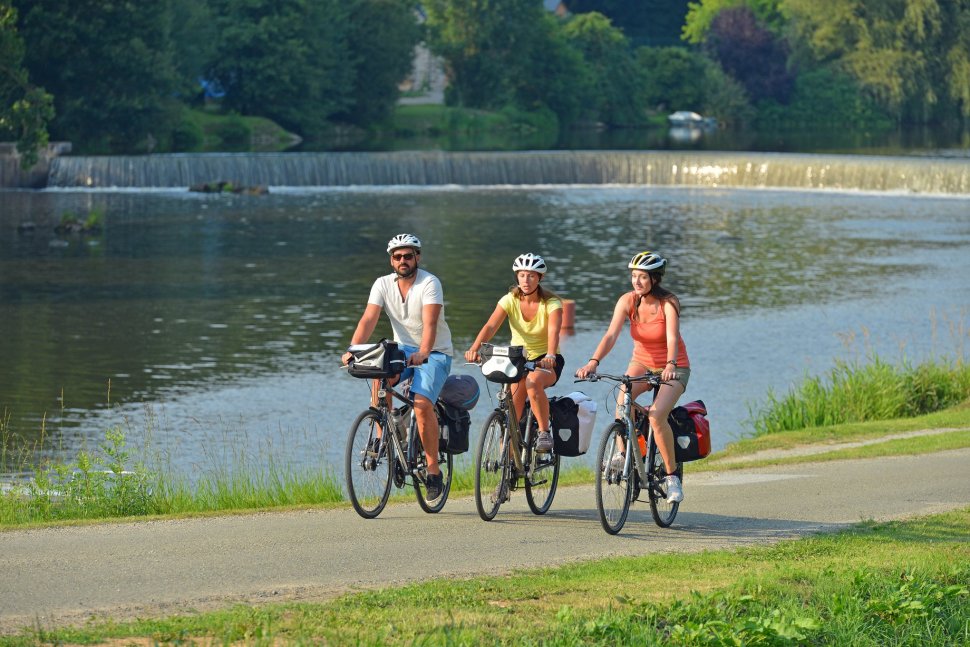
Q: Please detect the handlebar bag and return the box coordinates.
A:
[347,339,406,378]
[437,402,470,454]
[479,344,526,384]
[668,399,711,462]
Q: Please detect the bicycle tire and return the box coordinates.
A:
[415,436,454,514]
[525,442,560,515]
[475,410,509,521]
[647,430,680,528]
[595,421,633,535]
[345,408,392,519]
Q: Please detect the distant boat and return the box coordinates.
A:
[668,111,717,129]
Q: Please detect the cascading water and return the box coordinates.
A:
[46,150,970,195]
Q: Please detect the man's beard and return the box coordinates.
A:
[396,263,418,279]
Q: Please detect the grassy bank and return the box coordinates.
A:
[2,353,968,527]
[371,104,560,151]
[7,509,968,645]
[749,356,970,436]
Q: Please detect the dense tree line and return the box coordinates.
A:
[2,0,968,162]
[2,0,421,155]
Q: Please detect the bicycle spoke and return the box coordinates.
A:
[596,421,632,534]
[345,409,392,519]
[475,410,508,521]
[648,432,679,528]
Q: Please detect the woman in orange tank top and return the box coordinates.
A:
[575,251,690,503]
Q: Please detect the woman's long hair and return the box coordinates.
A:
[632,271,680,320]
[510,283,560,302]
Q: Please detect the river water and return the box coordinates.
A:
[2,163,969,480]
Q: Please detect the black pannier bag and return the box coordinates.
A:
[347,339,406,378]
[478,343,526,383]
[667,400,711,462]
[548,391,596,456]
[437,402,470,454]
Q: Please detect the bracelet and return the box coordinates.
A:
[666,360,677,366]
[589,358,600,365]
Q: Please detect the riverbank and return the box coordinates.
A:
[1,448,966,642]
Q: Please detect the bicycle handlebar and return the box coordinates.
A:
[574,371,664,386]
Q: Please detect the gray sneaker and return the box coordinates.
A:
[535,431,554,453]
[491,478,510,505]
[665,475,684,503]
[425,472,443,501]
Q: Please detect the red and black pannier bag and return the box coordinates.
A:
[667,399,711,462]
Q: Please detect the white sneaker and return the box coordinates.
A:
[609,452,626,472]
[665,475,684,503]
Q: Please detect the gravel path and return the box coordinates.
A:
[2,447,968,634]
[712,428,967,464]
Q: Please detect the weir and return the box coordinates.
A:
[47,150,970,195]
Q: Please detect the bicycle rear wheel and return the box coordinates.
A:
[345,409,392,519]
[647,431,680,528]
[475,410,509,521]
[595,421,633,534]
[415,443,453,514]
[525,444,560,515]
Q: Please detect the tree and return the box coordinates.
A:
[784,0,970,122]
[205,0,354,139]
[705,5,794,104]
[681,0,784,44]
[1,2,53,166]
[15,0,179,152]
[423,0,549,109]
[636,45,753,124]
[339,0,422,126]
[563,12,645,125]
[564,0,692,46]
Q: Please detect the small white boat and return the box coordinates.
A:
[668,111,717,129]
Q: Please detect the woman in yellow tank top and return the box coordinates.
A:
[465,253,565,453]
[575,251,690,504]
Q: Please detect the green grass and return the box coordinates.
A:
[180,108,301,152]
[749,356,970,436]
[696,399,970,472]
[2,353,966,527]
[8,509,968,645]
[0,423,594,528]
[376,104,560,151]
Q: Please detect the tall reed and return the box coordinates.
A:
[749,355,970,436]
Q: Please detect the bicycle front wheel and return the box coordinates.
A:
[647,432,680,528]
[475,410,509,521]
[345,409,392,519]
[525,447,560,515]
[415,442,454,514]
[595,421,633,535]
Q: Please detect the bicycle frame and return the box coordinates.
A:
[494,380,535,475]
[372,378,423,483]
[606,375,659,487]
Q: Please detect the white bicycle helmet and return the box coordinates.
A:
[512,253,547,274]
[628,251,667,274]
[387,233,422,254]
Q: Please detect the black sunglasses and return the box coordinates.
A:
[392,252,415,261]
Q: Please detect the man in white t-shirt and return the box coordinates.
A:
[342,233,454,500]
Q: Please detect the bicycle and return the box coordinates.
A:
[576,371,682,534]
[472,343,561,521]
[344,369,453,519]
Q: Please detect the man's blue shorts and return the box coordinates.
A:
[399,347,452,403]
